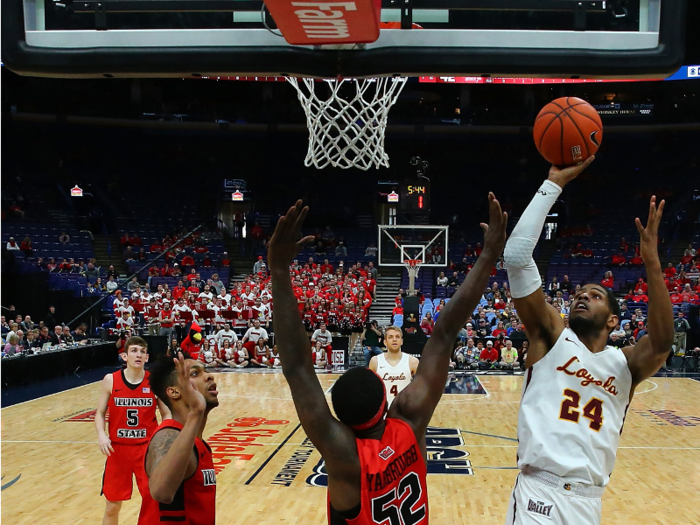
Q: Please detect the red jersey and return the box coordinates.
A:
[328,418,428,525]
[108,370,159,446]
[138,419,216,525]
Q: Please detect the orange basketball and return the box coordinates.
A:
[533,97,603,167]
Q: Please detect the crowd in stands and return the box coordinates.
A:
[1,306,91,357]
[111,254,379,370]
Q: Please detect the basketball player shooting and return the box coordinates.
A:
[503,158,674,525]
[368,327,419,407]
[268,197,506,525]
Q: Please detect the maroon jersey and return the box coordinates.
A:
[328,418,428,525]
[108,370,159,445]
[138,419,216,525]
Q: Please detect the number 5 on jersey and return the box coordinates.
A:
[559,389,604,431]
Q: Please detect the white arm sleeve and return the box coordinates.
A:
[504,180,562,299]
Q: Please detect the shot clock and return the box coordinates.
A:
[400,180,430,213]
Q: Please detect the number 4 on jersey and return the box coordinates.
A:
[390,385,399,396]
[559,389,604,431]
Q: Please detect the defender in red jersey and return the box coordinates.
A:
[268,199,507,524]
[138,351,219,525]
[95,337,171,525]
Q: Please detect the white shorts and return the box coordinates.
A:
[505,470,603,525]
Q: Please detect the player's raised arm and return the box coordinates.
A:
[268,201,356,461]
[392,193,507,432]
[623,197,674,384]
[95,373,114,456]
[504,157,594,365]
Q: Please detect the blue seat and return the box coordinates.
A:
[393,314,404,327]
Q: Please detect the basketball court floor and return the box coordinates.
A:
[2,371,699,524]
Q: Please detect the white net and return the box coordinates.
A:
[286,76,407,170]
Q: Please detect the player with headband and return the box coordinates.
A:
[268,197,507,525]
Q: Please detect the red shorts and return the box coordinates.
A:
[101,443,149,502]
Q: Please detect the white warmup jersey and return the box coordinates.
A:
[376,353,413,406]
[517,328,633,487]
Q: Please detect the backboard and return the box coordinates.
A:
[2,0,686,79]
[378,225,448,268]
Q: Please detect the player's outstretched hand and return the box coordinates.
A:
[175,352,206,415]
[635,195,665,264]
[98,434,114,456]
[480,192,508,259]
[268,200,315,272]
[548,155,595,189]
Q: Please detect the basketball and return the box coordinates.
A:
[533,97,603,167]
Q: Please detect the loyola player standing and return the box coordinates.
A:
[369,326,419,406]
[95,337,171,525]
[503,160,673,525]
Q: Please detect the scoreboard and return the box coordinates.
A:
[400,180,430,213]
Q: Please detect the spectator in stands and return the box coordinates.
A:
[311,323,333,352]
[629,252,643,266]
[367,261,377,280]
[684,244,696,258]
[250,222,265,249]
[73,325,88,342]
[59,231,70,244]
[420,317,433,336]
[45,306,57,328]
[322,227,336,247]
[221,252,231,267]
[681,284,699,303]
[610,251,626,266]
[335,242,347,257]
[560,275,573,294]
[365,242,378,257]
[85,282,100,297]
[633,289,649,303]
[436,272,448,287]
[123,246,135,262]
[500,339,519,370]
[634,278,648,294]
[492,321,507,338]
[60,326,74,344]
[242,319,269,356]
[6,237,19,251]
[4,335,21,355]
[479,340,499,369]
[547,276,560,297]
[210,274,224,295]
[361,320,383,367]
[127,276,139,293]
[82,263,100,279]
[94,277,107,292]
[663,262,677,279]
[19,236,33,256]
[20,315,34,332]
[1,317,10,335]
[50,325,62,345]
[37,326,53,347]
[253,256,265,274]
[601,271,614,289]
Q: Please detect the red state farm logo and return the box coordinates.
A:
[378,446,395,461]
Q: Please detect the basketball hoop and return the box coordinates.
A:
[286,76,407,170]
[404,259,422,296]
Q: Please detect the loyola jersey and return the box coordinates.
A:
[376,353,412,406]
[328,418,428,525]
[138,419,216,525]
[517,328,633,487]
[108,370,159,445]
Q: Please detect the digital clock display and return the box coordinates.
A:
[400,180,430,213]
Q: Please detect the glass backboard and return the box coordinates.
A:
[378,225,448,268]
[2,0,686,79]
